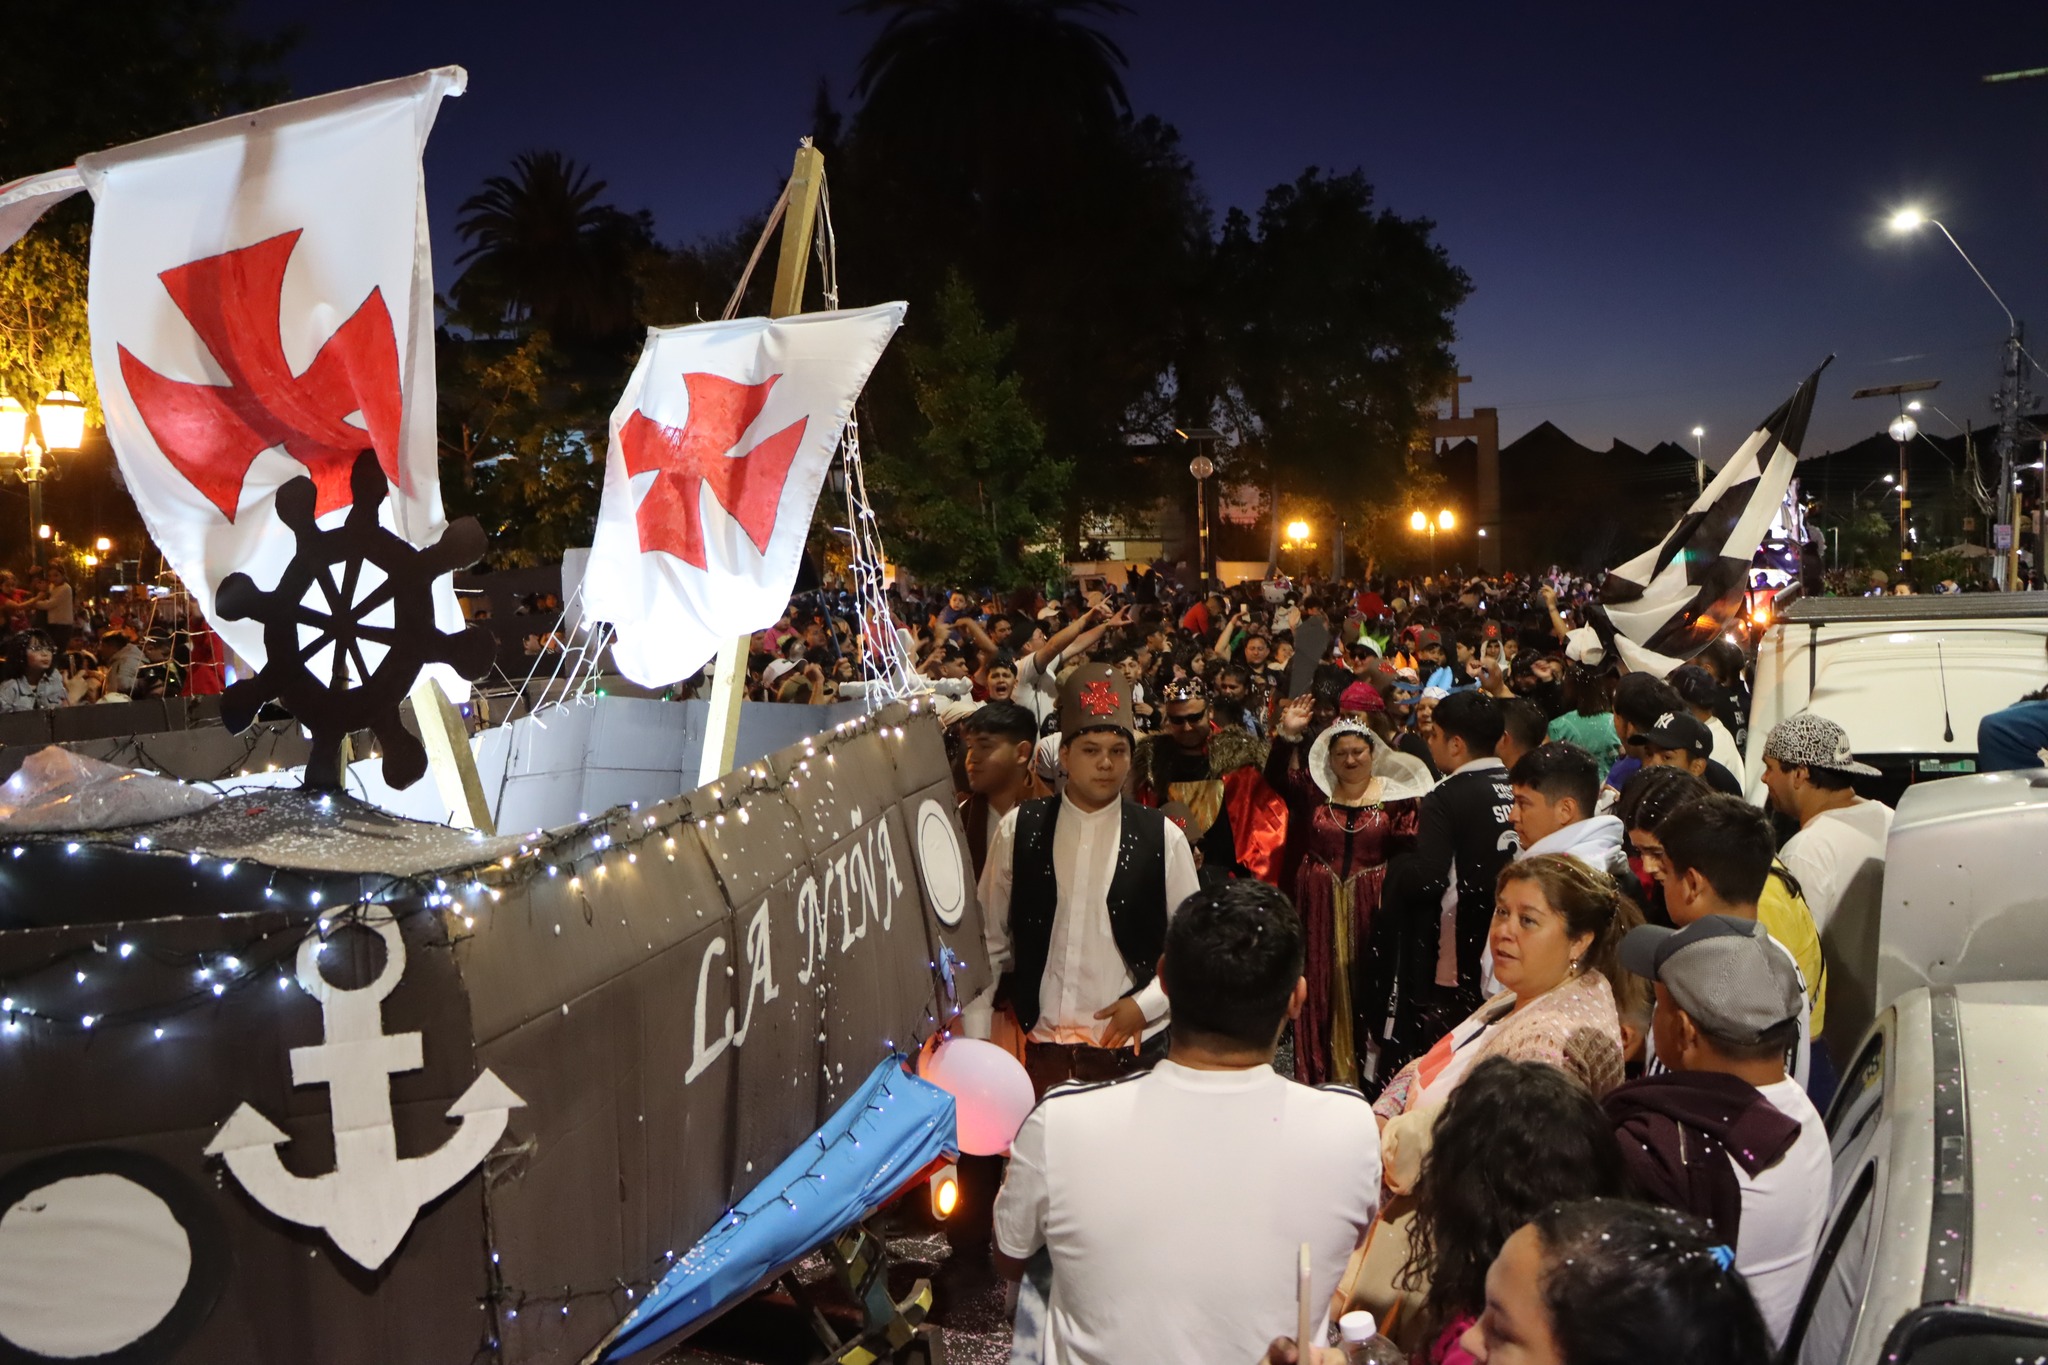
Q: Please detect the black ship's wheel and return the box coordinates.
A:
[215,451,494,791]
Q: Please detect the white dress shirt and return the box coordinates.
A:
[975,793,1199,1044]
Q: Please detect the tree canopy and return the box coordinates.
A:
[872,275,1068,588]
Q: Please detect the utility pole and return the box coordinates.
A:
[1982,63,2043,587]
[1991,325,2032,590]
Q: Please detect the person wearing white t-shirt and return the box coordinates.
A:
[1758,713,1894,936]
[993,879,1381,1365]
[1759,713,1894,1063]
[1608,914,1830,1348]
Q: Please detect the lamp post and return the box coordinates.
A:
[1887,411,1917,572]
[0,386,86,566]
[1890,208,2028,588]
[1409,507,1454,571]
[1176,426,1221,589]
[1691,425,1706,492]
[1280,519,1315,578]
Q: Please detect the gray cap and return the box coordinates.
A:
[1620,915,1803,1046]
[1762,712,1878,777]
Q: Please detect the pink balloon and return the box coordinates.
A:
[919,1038,1036,1156]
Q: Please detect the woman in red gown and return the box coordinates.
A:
[1266,693,1432,1088]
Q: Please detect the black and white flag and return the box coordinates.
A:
[1592,360,1829,675]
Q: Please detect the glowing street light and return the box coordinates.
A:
[1410,508,1455,568]
[36,386,86,454]
[0,398,25,456]
[1888,413,1919,444]
[1285,519,1310,543]
[0,386,85,566]
[94,536,111,553]
[1893,207,2024,585]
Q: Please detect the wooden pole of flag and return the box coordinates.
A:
[409,674,497,834]
[697,142,827,787]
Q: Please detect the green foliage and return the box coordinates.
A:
[1217,168,1472,509]
[0,219,96,420]
[871,276,1068,588]
[437,333,610,568]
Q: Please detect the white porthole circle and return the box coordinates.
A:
[914,799,967,927]
[0,1172,193,1357]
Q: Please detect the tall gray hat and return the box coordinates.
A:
[1620,915,1803,1046]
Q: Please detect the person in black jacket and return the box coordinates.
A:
[1370,690,1518,1079]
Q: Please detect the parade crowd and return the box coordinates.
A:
[0,565,226,709]
[822,565,1904,1365]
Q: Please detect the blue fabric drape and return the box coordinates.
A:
[601,1056,958,1361]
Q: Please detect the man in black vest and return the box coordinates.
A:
[975,662,1201,1097]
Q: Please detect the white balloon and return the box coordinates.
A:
[920,1038,1036,1156]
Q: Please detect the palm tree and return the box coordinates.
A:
[450,150,647,344]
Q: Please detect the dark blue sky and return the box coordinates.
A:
[259,0,2048,460]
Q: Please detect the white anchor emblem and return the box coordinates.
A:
[204,910,524,1269]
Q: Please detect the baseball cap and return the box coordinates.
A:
[1620,916,1803,1046]
[1763,712,1879,777]
[1636,709,1713,755]
[1416,628,1445,650]
[762,658,799,687]
[1668,664,1722,710]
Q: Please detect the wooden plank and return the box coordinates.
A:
[697,142,829,788]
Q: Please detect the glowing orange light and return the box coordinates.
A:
[931,1169,960,1219]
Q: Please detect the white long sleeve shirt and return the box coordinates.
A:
[975,794,1200,1045]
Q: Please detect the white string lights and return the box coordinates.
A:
[1,702,968,1365]
[0,701,943,1047]
[814,172,921,710]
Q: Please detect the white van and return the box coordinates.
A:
[1744,593,2048,806]
[1787,983,2048,1365]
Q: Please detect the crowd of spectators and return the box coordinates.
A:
[0,569,225,712]
[892,559,1898,1365]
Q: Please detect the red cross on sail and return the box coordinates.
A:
[584,304,907,688]
[118,230,404,521]
[75,67,467,685]
[618,372,807,569]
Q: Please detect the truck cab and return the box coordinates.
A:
[1744,593,2048,806]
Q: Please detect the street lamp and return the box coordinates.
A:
[1279,518,1316,578]
[1890,207,2028,587]
[1177,426,1221,589]
[1691,425,1706,492]
[37,386,86,455]
[1410,508,1454,569]
[0,385,87,566]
